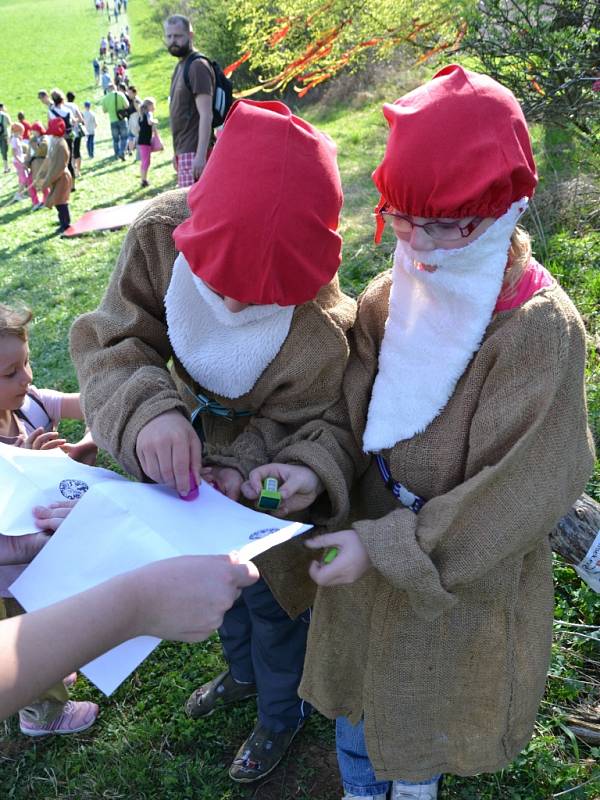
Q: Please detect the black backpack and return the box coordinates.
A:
[181,51,234,128]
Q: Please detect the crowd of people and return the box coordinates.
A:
[0,16,166,226]
[0,10,596,800]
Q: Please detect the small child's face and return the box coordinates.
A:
[0,335,33,411]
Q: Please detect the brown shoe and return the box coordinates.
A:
[185,670,256,719]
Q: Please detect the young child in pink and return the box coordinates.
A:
[0,303,98,736]
[10,122,33,205]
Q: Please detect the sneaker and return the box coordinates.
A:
[140,179,149,187]
[229,721,303,783]
[185,669,256,719]
[33,202,45,211]
[343,795,387,800]
[19,700,98,737]
[391,779,439,799]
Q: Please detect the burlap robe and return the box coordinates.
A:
[273,270,595,780]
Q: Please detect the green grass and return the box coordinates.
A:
[0,1,599,798]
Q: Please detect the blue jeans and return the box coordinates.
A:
[219,577,311,733]
[86,134,95,158]
[110,119,128,157]
[336,718,441,796]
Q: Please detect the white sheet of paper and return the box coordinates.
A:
[10,476,311,695]
[0,442,123,536]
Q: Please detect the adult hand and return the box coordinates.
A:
[129,554,260,642]
[135,410,202,496]
[23,427,66,450]
[32,500,77,532]
[242,463,323,517]
[204,466,244,501]
[0,531,51,564]
[305,530,371,587]
[192,153,206,181]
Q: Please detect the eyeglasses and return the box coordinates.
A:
[378,205,484,242]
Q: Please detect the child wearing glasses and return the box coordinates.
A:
[70,100,356,783]
[243,65,594,799]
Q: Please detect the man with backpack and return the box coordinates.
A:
[165,14,232,187]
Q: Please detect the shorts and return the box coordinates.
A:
[176,152,195,188]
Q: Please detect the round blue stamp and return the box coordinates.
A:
[248,528,278,541]
[59,479,89,500]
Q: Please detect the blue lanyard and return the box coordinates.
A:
[375,454,425,514]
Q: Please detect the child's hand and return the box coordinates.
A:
[32,500,77,532]
[202,466,244,500]
[23,427,67,451]
[136,410,202,496]
[305,530,371,586]
[62,438,98,466]
[242,463,323,517]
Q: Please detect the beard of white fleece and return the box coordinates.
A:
[165,253,295,399]
[362,198,528,453]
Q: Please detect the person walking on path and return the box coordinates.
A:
[83,102,97,158]
[165,14,214,187]
[0,104,12,173]
[101,83,128,160]
[137,98,157,187]
[65,93,85,178]
[36,117,72,233]
[25,122,50,208]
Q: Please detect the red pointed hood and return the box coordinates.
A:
[172,99,343,306]
[372,64,537,240]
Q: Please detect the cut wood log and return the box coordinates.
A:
[550,493,600,566]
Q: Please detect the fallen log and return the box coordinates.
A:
[550,493,600,592]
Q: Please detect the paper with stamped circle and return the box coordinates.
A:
[0,441,125,536]
[9,474,311,695]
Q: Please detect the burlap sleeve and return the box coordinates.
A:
[354,293,595,620]
[69,218,189,479]
[267,278,387,529]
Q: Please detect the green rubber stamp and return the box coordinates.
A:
[257,477,282,511]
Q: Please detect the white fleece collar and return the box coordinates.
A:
[362,199,527,452]
[165,253,295,398]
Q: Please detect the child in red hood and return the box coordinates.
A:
[70,99,356,782]
[36,117,72,233]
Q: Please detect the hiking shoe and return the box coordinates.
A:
[229,721,302,783]
[19,700,98,737]
[391,779,439,799]
[185,670,256,719]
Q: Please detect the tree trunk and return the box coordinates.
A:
[550,493,600,566]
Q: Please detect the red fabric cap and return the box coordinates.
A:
[30,121,46,135]
[172,99,343,306]
[372,65,537,221]
[46,118,65,137]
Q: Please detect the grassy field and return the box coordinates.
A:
[0,1,598,798]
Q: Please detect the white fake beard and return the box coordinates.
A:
[165,253,295,399]
[362,198,527,452]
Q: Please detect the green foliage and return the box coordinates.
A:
[156,0,470,97]
[460,0,600,137]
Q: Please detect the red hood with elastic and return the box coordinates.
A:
[372,64,537,226]
[172,99,343,306]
